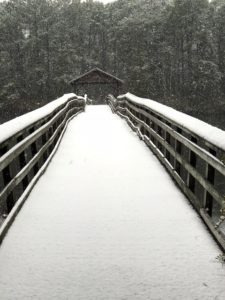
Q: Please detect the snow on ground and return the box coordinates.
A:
[0,93,81,144]
[0,106,224,300]
[120,92,225,151]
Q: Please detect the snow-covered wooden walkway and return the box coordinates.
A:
[0,106,224,299]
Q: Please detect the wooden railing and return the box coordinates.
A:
[0,94,85,242]
[108,94,225,251]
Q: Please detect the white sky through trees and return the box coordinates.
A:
[98,0,116,3]
[93,0,116,3]
[0,0,117,3]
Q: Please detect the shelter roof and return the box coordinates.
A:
[70,68,124,85]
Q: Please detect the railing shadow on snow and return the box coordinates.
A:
[0,94,85,243]
[108,93,225,252]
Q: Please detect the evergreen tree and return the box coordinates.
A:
[0,0,225,129]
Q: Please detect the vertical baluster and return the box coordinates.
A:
[174,127,182,176]
[187,136,198,193]
[151,120,156,145]
[54,119,60,145]
[1,143,15,213]
[141,115,146,136]
[48,126,54,153]
[203,148,216,217]
[0,146,8,197]
[156,117,162,152]
[146,117,151,139]
[165,131,170,161]
[165,121,171,161]
[4,172,14,213]
[31,142,39,175]
[123,100,127,117]
[0,169,6,214]
[157,125,161,149]
[16,134,29,192]
[28,127,40,175]
[42,133,48,162]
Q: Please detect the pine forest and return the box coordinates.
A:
[0,0,225,129]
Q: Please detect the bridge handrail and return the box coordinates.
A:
[108,93,225,251]
[117,93,225,154]
[0,94,83,146]
[0,94,85,242]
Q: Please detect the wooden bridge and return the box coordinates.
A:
[0,93,225,299]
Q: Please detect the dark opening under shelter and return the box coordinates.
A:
[69,68,124,104]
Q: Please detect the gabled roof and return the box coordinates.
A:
[70,68,124,85]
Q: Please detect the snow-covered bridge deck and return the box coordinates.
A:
[0,106,224,299]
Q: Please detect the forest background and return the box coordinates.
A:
[0,0,225,129]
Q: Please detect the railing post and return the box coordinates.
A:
[156,117,163,154]
[17,135,29,191]
[150,118,156,145]
[41,133,48,162]
[0,170,5,214]
[28,126,40,175]
[203,148,216,217]
[165,122,171,162]
[174,127,182,175]
[187,136,197,193]
[1,144,15,213]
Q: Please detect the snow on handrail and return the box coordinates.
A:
[109,93,225,252]
[118,93,225,153]
[0,93,84,145]
[0,94,85,242]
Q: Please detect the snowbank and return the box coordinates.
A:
[119,93,225,151]
[0,93,84,144]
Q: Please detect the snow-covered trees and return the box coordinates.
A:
[0,0,225,128]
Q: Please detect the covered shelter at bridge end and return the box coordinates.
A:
[69,68,124,104]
